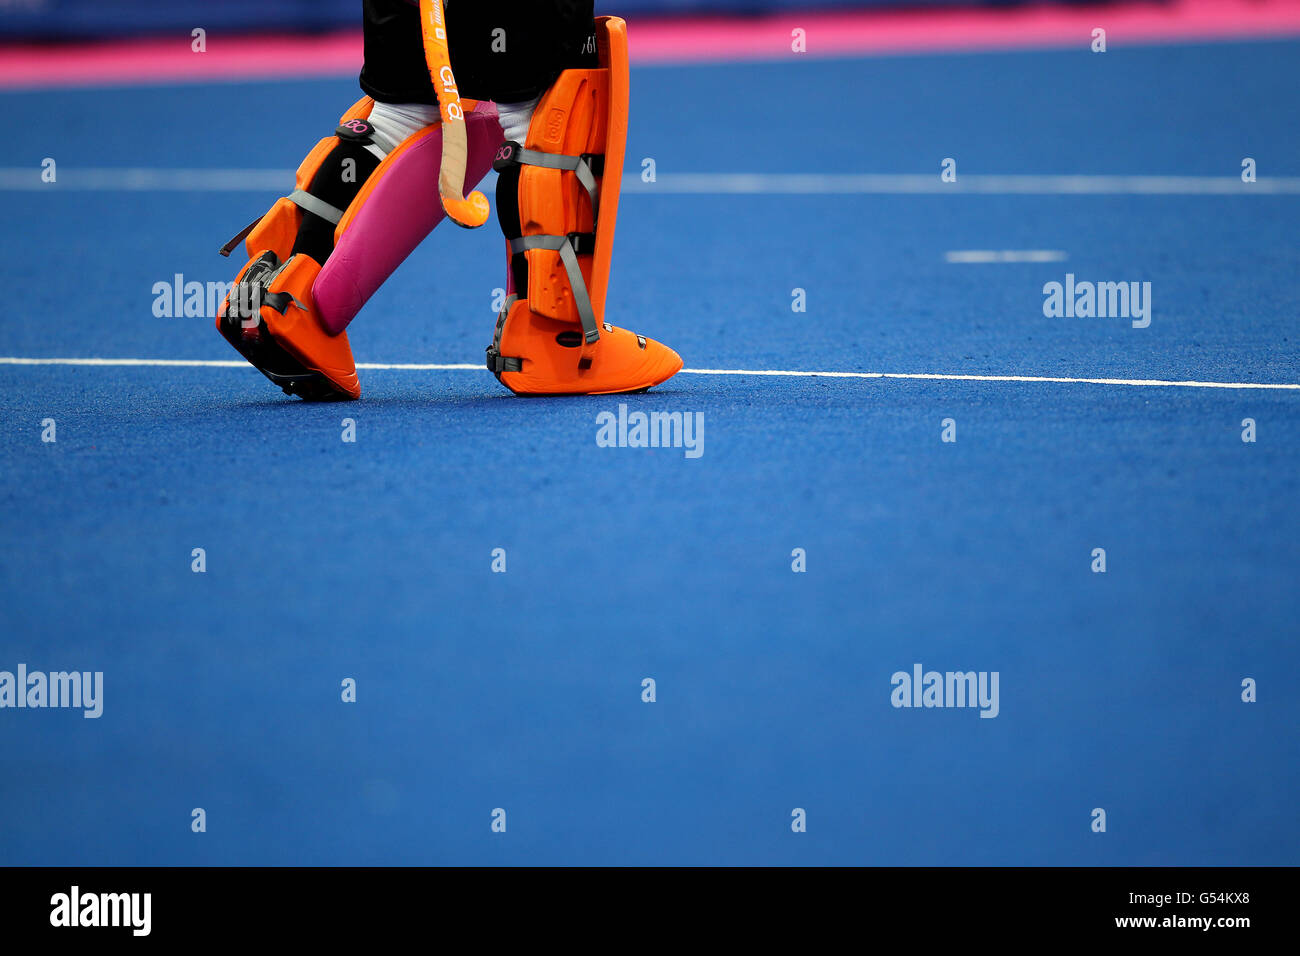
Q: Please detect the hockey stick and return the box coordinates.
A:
[418,0,490,229]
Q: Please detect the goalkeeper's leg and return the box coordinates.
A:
[215,95,502,400]
[485,16,682,395]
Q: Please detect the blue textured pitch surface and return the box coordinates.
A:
[1,41,1298,866]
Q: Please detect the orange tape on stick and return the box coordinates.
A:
[418,0,490,229]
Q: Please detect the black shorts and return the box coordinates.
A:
[358,0,598,106]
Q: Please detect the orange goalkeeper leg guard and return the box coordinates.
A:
[214,96,376,400]
[485,17,682,396]
[215,95,501,400]
[219,250,360,400]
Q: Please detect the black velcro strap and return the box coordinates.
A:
[335,117,377,143]
[219,216,261,258]
[566,232,597,255]
[334,117,396,162]
[493,141,524,173]
[485,347,522,374]
[494,142,605,176]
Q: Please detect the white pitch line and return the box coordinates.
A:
[946,249,1067,263]
[1,356,1296,391]
[0,356,480,371]
[682,368,1300,390]
[0,357,250,367]
[626,173,1300,195]
[4,168,1300,195]
[0,168,289,191]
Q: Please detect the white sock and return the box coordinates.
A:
[366,100,441,148]
[367,97,538,148]
[495,95,542,143]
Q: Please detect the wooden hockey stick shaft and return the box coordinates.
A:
[419,0,490,229]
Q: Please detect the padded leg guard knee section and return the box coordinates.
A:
[314,100,502,333]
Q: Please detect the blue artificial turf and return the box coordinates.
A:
[0,39,1297,865]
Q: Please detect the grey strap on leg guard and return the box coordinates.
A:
[335,115,398,165]
[220,117,395,257]
[504,146,601,225]
[360,125,399,163]
[485,294,523,374]
[220,191,346,257]
[287,189,345,226]
[508,235,600,345]
[220,189,347,257]
[488,141,609,375]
